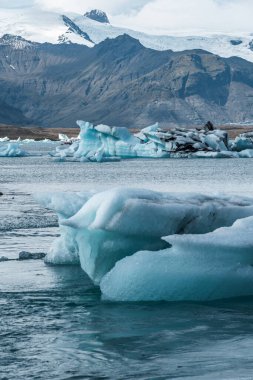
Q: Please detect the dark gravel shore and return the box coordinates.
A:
[0,124,80,140]
[1,123,253,141]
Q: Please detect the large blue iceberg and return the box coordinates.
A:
[51,120,253,162]
[36,188,253,301]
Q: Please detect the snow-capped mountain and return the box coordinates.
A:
[1,7,253,62]
[83,10,110,24]
[1,32,253,129]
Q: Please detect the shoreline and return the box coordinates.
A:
[1,124,253,141]
[0,124,80,141]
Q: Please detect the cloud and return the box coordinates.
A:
[0,0,253,34]
[113,0,253,34]
[0,0,34,8]
[34,0,150,15]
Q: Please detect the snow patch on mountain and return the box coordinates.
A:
[60,15,93,46]
[0,34,35,49]
[73,15,253,62]
[1,8,253,61]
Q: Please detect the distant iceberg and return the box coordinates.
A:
[51,120,243,162]
[231,131,253,152]
[36,188,253,301]
[0,142,29,157]
[0,136,10,142]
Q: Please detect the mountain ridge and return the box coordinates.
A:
[1,8,253,62]
[1,34,253,128]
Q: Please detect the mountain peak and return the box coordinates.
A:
[0,34,35,49]
[95,34,144,57]
[62,15,93,44]
[84,10,110,24]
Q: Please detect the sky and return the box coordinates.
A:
[0,0,253,34]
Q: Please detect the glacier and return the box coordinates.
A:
[2,7,253,63]
[51,120,248,162]
[36,188,253,301]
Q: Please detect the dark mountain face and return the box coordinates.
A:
[0,34,253,128]
[84,10,110,24]
[61,15,93,43]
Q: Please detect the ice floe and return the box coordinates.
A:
[36,188,253,301]
[101,216,253,302]
[231,131,253,151]
[0,142,29,157]
[35,192,94,264]
[0,136,10,142]
[50,120,250,162]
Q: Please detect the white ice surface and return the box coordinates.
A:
[1,9,253,61]
[34,192,93,264]
[101,216,253,302]
[37,188,253,299]
[0,143,28,157]
[51,121,233,162]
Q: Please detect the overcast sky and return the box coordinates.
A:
[0,0,253,34]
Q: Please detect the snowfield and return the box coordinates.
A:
[1,8,253,62]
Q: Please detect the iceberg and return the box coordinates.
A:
[192,151,239,158]
[51,121,234,162]
[37,188,253,301]
[238,149,253,158]
[0,136,10,142]
[101,216,253,302]
[59,133,71,142]
[231,131,253,151]
[34,192,94,264]
[0,142,29,157]
[22,138,35,143]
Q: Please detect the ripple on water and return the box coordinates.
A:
[2,261,253,380]
[2,153,253,378]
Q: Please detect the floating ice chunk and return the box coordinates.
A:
[238,149,253,158]
[34,192,93,219]
[35,189,253,301]
[34,192,94,264]
[53,121,168,162]
[0,136,9,142]
[140,122,160,134]
[22,138,35,143]
[203,134,227,151]
[51,120,244,161]
[232,135,253,151]
[192,151,239,158]
[59,133,71,142]
[46,225,80,265]
[0,142,28,157]
[101,216,253,302]
[42,188,253,284]
[112,126,139,145]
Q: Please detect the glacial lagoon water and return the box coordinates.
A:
[1,143,253,379]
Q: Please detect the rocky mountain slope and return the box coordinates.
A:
[1,34,253,128]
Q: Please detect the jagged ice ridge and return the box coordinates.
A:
[51,121,253,162]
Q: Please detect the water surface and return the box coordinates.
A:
[1,147,253,379]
